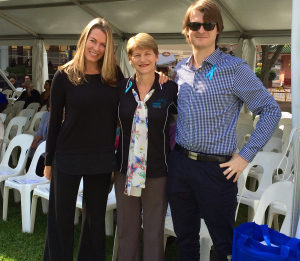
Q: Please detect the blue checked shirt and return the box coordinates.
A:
[175,48,281,162]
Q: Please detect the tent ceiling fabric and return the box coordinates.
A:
[0,0,292,44]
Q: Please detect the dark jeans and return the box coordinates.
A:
[167,149,237,261]
[43,165,111,261]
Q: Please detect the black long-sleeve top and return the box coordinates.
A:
[17,89,41,108]
[117,74,178,178]
[45,69,124,175]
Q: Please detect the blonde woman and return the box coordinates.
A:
[43,18,123,261]
[115,33,178,261]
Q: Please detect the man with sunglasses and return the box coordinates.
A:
[167,0,281,260]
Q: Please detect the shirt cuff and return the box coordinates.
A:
[238,146,256,163]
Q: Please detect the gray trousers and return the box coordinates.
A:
[115,172,167,261]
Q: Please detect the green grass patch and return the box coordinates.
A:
[0,189,252,261]
[0,193,179,261]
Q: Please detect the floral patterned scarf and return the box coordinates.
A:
[125,88,155,197]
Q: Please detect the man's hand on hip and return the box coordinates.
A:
[219,153,248,183]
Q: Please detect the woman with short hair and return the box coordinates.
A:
[115,33,178,261]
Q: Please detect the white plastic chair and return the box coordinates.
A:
[3,113,13,128]
[26,102,40,113]
[105,185,117,236]
[253,115,292,153]
[17,108,35,131]
[248,149,294,193]
[267,130,297,231]
[0,116,27,161]
[40,105,47,112]
[262,136,282,153]
[76,184,116,236]
[3,141,49,232]
[11,100,25,116]
[25,111,47,135]
[239,152,287,221]
[2,89,13,98]
[267,199,290,232]
[74,178,84,225]
[279,118,292,130]
[30,183,50,233]
[248,127,295,191]
[10,91,24,103]
[0,119,4,157]
[2,103,13,115]
[279,118,292,151]
[0,134,33,195]
[0,113,7,123]
[280,111,292,119]
[15,87,24,92]
[253,181,294,236]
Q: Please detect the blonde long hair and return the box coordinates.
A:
[59,18,118,86]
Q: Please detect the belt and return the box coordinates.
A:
[175,144,231,163]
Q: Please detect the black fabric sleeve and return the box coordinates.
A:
[32,90,41,104]
[170,80,178,114]
[116,65,125,81]
[44,70,66,166]
[16,91,25,102]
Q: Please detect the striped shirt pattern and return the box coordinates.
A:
[175,48,281,162]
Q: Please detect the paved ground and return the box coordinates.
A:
[277,101,291,113]
[267,87,291,113]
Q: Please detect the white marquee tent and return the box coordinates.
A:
[1,0,300,236]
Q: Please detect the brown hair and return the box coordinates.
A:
[59,18,118,86]
[182,0,223,45]
[127,33,159,58]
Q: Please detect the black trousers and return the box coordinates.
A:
[43,165,111,261]
[167,150,237,261]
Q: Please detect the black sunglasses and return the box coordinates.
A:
[187,22,216,31]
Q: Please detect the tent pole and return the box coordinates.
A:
[0,68,16,92]
[291,0,300,237]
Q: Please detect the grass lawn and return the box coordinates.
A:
[0,193,250,261]
[0,194,178,261]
